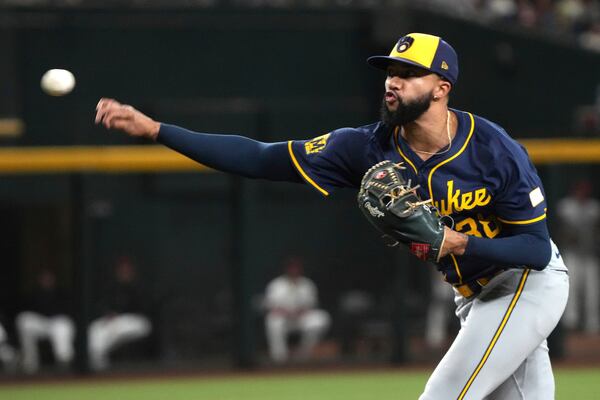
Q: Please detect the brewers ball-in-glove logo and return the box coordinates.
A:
[395,36,415,53]
[357,160,446,262]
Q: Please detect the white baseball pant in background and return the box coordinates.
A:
[266,310,331,362]
[88,313,151,371]
[16,311,75,373]
[562,251,599,333]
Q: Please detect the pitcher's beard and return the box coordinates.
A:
[380,91,434,127]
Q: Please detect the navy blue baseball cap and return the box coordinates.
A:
[367,33,459,85]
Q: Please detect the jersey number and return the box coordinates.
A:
[455,214,501,238]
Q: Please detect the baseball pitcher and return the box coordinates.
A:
[95,33,569,399]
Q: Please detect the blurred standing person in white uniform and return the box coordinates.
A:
[557,179,600,333]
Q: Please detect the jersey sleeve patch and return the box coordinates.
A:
[288,128,373,196]
[529,187,544,207]
[304,133,331,154]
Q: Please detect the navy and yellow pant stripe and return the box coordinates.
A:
[457,269,531,400]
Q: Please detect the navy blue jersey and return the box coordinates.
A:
[288,109,547,284]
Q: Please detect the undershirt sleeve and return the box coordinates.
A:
[463,122,551,269]
[464,213,551,270]
[157,123,301,182]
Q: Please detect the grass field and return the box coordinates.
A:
[0,368,599,399]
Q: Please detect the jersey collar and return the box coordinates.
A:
[391,108,471,174]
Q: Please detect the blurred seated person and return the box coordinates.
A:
[264,257,330,363]
[16,269,75,374]
[88,256,151,371]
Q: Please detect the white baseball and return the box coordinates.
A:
[40,69,76,96]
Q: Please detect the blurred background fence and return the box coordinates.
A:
[0,1,599,375]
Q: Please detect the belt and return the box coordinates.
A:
[454,269,505,299]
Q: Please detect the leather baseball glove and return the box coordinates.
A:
[357,160,446,262]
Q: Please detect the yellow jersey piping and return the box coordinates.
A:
[287,141,329,197]
[427,112,475,286]
[457,269,530,400]
[427,112,476,201]
[450,254,463,284]
[497,214,546,225]
[393,127,418,174]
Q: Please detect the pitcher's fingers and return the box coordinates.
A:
[97,106,120,126]
[95,108,107,124]
[111,119,131,131]
[96,98,118,110]
[104,116,125,130]
[95,100,122,124]
[103,113,119,129]
[101,110,117,129]
[104,108,132,129]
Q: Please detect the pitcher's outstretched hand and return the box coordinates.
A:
[95,98,160,141]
